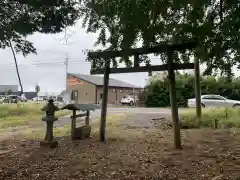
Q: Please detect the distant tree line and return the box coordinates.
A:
[139,72,240,107]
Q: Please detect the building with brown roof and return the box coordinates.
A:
[67,73,142,104]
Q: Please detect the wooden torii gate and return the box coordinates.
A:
[88,41,201,149]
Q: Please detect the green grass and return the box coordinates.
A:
[24,113,128,140]
[0,103,70,128]
[179,107,240,129]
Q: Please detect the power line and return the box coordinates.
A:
[0,60,91,68]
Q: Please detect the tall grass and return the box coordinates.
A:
[179,108,240,129]
[0,103,69,128]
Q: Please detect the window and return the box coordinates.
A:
[100,93,103,99]
[71,90,78,101]
[119,90,123,93]
[202,95,225,100]
[212,96,226,100]
[126,90,129,93]
[202,96,211,99]
[112,89,116,92]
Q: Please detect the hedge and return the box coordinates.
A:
[139,72,240,107]
[178,108,240,129]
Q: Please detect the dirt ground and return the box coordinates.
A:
[0,114,240,180]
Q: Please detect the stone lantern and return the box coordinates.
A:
[40,99,59,148]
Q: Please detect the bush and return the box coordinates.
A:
[141,72,240,107]
[178,108,240,129]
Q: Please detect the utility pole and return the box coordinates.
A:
[64,53,69,104]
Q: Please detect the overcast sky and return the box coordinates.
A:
[0,20,238,95]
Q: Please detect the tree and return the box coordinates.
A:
[1,0,80,96]
[35,84,40,94]
[35,84,40,103]
[141,72,240,107]
[7,89,12,95]
[0,0,79,55]
[80,0,240,76]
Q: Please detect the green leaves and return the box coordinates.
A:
[81,0,240,76]
[142,72,240,107]
[0,0,79,56]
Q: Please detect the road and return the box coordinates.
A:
[56,107,178,127]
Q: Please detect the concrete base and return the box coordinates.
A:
[73,125,91,140]
[40,140,58,148]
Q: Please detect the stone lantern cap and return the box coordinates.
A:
[41,99,59,122]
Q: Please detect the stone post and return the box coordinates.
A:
[40,99,59,148]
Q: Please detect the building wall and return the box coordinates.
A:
[67,75,142,104]
[96,86,141,104]
[0,85,18,93]
[67,75,96,104]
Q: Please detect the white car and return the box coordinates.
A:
[187,94,240,108]
[32,96,44,101]
[19,94,27,102]
[121,95,138,106]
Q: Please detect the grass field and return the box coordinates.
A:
[23,113,128,140]
[1,112,240,179]
[178,107,240,129]
[0,103,69,128]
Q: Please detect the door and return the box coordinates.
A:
[209,95,228,107]
[202,95,227,107]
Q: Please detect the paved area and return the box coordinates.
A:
[56,107,174,127]
[0,107,187,141]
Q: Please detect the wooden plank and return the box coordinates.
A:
[167,51,182,149]
[194,58,202,121]
[91,63,194,75]
[100,60,110,142]
[134,54,139,67]
[85,110,90,126]
[88,41,197,58]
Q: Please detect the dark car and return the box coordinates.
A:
[8,95,19,103]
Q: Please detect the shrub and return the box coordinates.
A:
[178,108,240,129]
[141,73,240,107]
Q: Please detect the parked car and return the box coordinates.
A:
[19,94,27,102]
[0,96,4,104]
[121,95,138,106]
[32,96,44,101]
[187,94,240,108]
[8,95,19,103]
